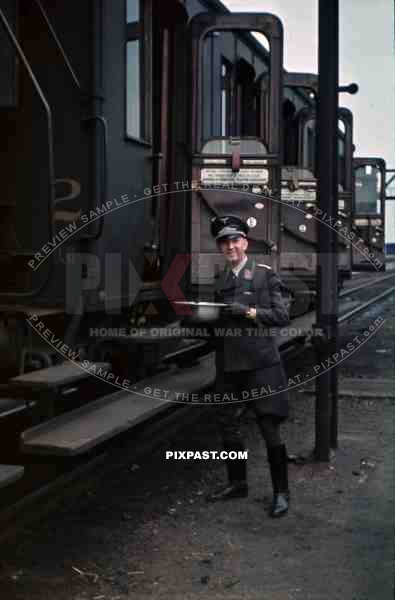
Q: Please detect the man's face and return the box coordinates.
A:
[217,236,248,266]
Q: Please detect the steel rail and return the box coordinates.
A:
[338,285,395,324]
[339,272,395,298]
[279,279,395,362]
[164,274,395,365]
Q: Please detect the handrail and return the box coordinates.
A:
[33,0,106,242]
[0,7,55,298]
[32,0,104,102]
[33,0,106,241]
[80,115,108,240]
[32,0,81,94]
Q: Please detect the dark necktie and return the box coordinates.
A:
[225,269,236,284]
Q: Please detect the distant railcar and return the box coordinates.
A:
[279,74,354,314]
[352,158,386,271]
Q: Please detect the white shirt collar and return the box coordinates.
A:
[232,256,248,277]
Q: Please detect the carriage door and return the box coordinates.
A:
[148,0,189,279]
[188,13,283,291]
[337,108,354,278]
[0,0,94,298]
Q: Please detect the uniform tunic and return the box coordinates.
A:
[212,257,290,421]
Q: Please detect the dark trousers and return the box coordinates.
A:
[215,402,282,452]
[214,371,289,495]
[215,369,285,452]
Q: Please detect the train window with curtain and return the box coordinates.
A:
[125,0,152,142]
[235,58,257,137]
[221,58,232,137]
[307,127,315,173]
[282,99,297,165]
[301,118,316,175]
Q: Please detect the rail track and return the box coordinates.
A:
[339,270,395,298]
[1,271,394,535]
[337,271,395,319]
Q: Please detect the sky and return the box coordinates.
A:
[222,0,395,171]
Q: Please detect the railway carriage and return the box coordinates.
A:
[0,0,288,382]
[279,74,354,312]
[0,0,285,485]
[352,157,386,271]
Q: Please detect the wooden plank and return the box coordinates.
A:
[0,465,24,489]
[300,379,395,399]
[0,398,29,418]
[0,305,64,318]
[20,355,216,456]
[10,362,111,390]
[338,378,394,399]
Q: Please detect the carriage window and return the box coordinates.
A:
[235,58,257,137]
[301,118,316,174]
[125,0,151,141]
[355,165,383,214]
[338,135,345,191]
[307,128,315,173]
[202,30,269,145]
[282,99,297,165]
[127,0,140,23]
[221,59,232,137]
[126,41,141,138]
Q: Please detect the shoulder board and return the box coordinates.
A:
[256,264,272,270]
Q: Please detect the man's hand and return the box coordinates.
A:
[222,302,255,319]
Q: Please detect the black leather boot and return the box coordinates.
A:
[206,450,248,502]
[267,444,290,518]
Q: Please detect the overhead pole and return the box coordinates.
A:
[315,0,339,460]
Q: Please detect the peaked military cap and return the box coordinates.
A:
[210,215,249,241]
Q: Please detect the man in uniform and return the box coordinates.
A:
[207,215,290,518]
